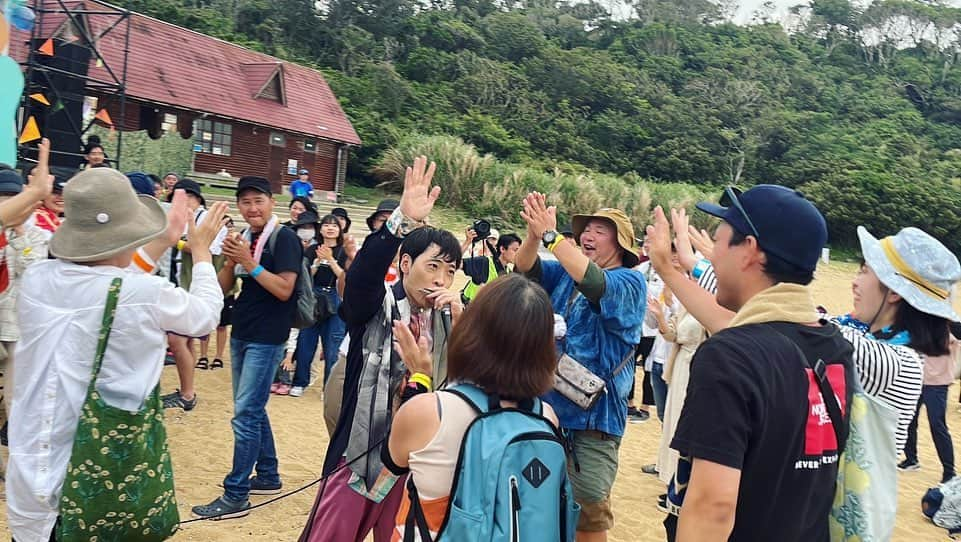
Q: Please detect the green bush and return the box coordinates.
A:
[373,133,718,237]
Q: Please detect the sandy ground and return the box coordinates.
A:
[0,260,956,541]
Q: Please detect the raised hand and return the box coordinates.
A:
[398,155,440,223]
[688,226,715,261]
[646,206,674,275]
[520,192,557,240]
[392,320,433,377]
[343,234,358,261]
[163,189,190,246]
[26,138,54,200]
[671,208,698,272]
[189,201,229,253]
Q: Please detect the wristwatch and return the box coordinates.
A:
[542,230,559,250]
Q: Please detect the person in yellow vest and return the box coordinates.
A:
[461,232,521,304]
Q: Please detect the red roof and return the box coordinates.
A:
[9,0,361,145]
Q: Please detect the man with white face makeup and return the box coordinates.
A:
[515,194,647,542]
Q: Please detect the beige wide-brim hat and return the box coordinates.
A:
[571,208,640,268]
[49,168,167,262]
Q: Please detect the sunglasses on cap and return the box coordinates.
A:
[720,186,761,240]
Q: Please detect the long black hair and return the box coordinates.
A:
[889,302,951,357]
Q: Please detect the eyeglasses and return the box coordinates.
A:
[719,186,761,240]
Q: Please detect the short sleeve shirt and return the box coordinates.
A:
[231,226,302,345]
[539,260,647,437]
[669,322,856,541]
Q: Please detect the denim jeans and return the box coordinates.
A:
[223,338,285,502]
[294,288,347,387]
[905,384,955,478]
[650,362,668,422]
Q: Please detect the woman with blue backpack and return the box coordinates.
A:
[384,273,579,542]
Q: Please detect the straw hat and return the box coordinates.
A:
[49,168,167,262]
[571,208,640,268]
[857,226,961,322]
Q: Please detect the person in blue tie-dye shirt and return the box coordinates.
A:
[515,192,646,542]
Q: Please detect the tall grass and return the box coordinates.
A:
[372,133,720,233]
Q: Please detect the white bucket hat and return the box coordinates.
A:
[49,168,167,262]
[857,226,961,322]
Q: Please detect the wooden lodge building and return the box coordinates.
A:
[11,0,360,193]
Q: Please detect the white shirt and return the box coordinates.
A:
[637,261,664,337]
[7,259,223,542]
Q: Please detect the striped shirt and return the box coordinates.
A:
[697,265,923,451]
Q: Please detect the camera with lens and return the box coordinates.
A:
[471,219,491,243]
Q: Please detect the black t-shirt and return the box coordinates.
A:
[670,321,855,542]
[231,226,302,345]
[306,243,348,290]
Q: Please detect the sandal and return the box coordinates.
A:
[211,358,224,370]
[196,357,209,370]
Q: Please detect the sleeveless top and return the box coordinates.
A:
[392,390,479,542]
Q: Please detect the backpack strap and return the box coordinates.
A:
[765,323,847,449]
[444,383,490,415]
[404,477,434,542]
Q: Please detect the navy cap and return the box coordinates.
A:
[0,165,24,194]
[236,176,273,197]
[696,184,827,273]
[126,171,155,197]
[50,166,76,192]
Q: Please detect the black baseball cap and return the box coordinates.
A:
[169,178,205,206]
[236,176,272,198]
[696,184,827,273]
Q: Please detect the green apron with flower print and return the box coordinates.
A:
[57,278,180,541]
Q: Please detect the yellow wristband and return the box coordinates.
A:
[547,234,566,253]
[409,372,433,391]
[176,240,186,251]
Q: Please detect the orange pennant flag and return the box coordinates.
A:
[38,38,54,56]
[29,93,50,106]
[19,117,41,144]
[95,108,113,126]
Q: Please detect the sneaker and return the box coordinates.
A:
[657,493,668,513]
[288,386,305,398]
[897,459,920,472]
[627,407,650,424]
[162,389,198,411]
[249,476,283,495]
[641,464,659,476]
[270,382,281,394]
[274,384,291,396]
[191,496,250,520]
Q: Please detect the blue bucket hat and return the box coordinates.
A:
[858,226,961,322]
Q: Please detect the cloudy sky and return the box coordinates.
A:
[607,1,961,24]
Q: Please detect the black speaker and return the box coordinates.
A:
[25,39,91,169]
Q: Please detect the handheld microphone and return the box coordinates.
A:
[441,303,452,334]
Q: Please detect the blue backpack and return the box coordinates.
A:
[404,383,579,542]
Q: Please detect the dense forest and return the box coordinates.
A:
[109,0,961,251]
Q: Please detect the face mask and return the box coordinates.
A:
[297,229,315,242]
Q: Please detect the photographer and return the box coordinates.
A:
[515,194,646,542]
[461,225,521,304]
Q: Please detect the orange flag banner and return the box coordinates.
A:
[38,38,54,56]
[95,108,113,126]
[29,93,50,106]
[19,117,41,144]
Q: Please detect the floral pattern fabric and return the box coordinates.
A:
[57,278,180,541]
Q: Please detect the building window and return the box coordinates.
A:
[304,138,316,153]
[194,119,232,156]
[270,131,286,147]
